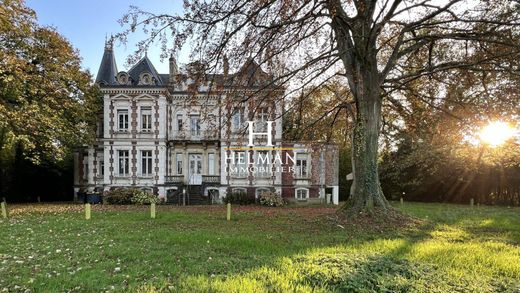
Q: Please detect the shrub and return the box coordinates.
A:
[259,192,285,207]
[223,191,255,205]
[104,188,157,205]
[131,190,159,205]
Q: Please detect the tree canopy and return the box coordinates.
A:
[0,0,99,201]
[0,0,99,163]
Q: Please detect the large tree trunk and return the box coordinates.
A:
[341,75,390,215]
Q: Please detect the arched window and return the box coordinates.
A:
[295,188,309,200]
[231,188,247,196]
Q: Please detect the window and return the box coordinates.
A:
[295,188,309,200]
[177,114,183,131]
[83,159,88,180]
[208,153,215,175]
[255,188,270,199]
[295,153,308,178]
[141,150,153,175]
[117,109,129,131]
[141,106,152,132]
[231,107,244,131]
[190,115,201,136]
[99,159,104,176]
[118,150,129,175]
[233,151,247,177]
[232,188,247,196]
[256,107,269,131]
[256,151,270,177]
[176,153,183,175]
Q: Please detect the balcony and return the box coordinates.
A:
[165,175,184,184]
[202,175,220,183]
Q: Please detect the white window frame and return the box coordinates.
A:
[295,188,309,200]
[295,153,309,178]
[256,107,269,132]
[208,153,215,175]
[141,150,153,176]
[140,106,153,132]
[117,109,129,132]
[231,107,244,132]
[177,114,183,132]
[118,150,130,176]
[255,150,270,177]
[98,158,104,177]
[233,151,247,177]
[176,153,183,175]
[190,114,201,136]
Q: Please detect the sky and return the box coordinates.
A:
[26,0,188,77]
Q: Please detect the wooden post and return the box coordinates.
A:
[400,197,404,205]
[37,196,41,203]
[150,203,156,219]
[226,203,231,221]
[470,198,474,207]
[1,202,7,219]
[85,203,91,220]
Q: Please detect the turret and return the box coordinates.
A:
[95,36,118,85]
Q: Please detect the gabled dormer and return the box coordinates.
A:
[127,54,164,86]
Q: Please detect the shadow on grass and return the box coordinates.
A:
[1,203,520,292]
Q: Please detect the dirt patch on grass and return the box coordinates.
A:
[330,207,425,234]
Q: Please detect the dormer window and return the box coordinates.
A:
[139,72,154,85]
[117,72,130,85]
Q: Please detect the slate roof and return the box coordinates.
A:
[95,46,118,85]
[127,55,164,86]
[95,44,276,90]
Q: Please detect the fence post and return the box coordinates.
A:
[470,198,474,207]
[1,201,7,219]
[227,203,231,221]
[85,203,91,220]
[400,197,404,205]
[151,203,156,219]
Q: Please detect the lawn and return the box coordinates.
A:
[1,202,519,292]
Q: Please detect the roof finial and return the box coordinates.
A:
[104,34,114,50]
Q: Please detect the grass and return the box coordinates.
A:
[0,202,519,292]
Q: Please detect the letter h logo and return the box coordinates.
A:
[247,121,274,147]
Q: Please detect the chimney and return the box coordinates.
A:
[169,55,178,86]
[223,54,229,77]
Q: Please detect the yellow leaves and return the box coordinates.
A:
[0,0,97,163]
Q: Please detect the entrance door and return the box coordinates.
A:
[188,154,202,185]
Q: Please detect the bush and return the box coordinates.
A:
[104,188,158,205]
[223,191,255,205]
[259,192,285,207]
[131,190,159,205]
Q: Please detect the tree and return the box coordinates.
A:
[0,0,99,199]
[119,0,519,215]
[0,0,99,162]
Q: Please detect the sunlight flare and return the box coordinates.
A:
[479,121,516,147]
